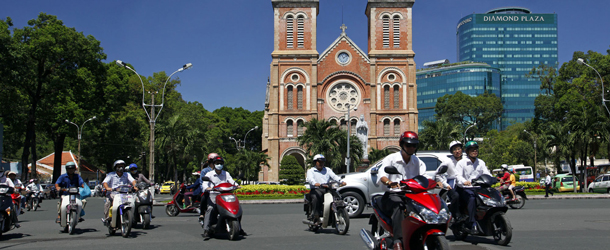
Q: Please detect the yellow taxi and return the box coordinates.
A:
[160,181,175,194]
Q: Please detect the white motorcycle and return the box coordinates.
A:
[106,185,136,237]
[26,190,41,211]
[302,181,350,235]
[59,187,83,234]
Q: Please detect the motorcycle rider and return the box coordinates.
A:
[184,172,201,209]
[497,165,516,201]
[305,154,346,224]
[435,141,462,219]
[201,155,245,237]
[102,160,137,225]
[7,171,25,216]
[198,153,218,220]
[377,131,427,243]
[55,162,86,223]
[0,171,19,228]
[25,179,43,209]
[455,141,491,233]
[127,163,155,218]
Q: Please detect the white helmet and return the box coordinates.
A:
[313,154,326,162]
[449,141,463,151]
[501,164,509,170]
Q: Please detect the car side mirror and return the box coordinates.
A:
[370,167,378,175]
[384,166,400,175]
[341,175,345,179]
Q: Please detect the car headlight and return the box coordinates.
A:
[478,194,504,207]
[410,201,450,224]
[221,194,237,202]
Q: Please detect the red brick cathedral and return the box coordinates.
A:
[261,0,417,182]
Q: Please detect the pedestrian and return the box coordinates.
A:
[545,172,554,197]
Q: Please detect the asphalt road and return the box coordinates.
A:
[1,195,609,250]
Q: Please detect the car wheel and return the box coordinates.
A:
[589,188,594,193]
[341,191,365,218]
[607,188,610,194]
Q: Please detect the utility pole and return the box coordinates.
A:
[149,91,156,183]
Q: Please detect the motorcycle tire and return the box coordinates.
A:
[165,204,180,217]
[34,199,39,211]
[69,211,77,235]
[451,223,468,241]
[334,208,350,235]
[227,219,240,241]
[121,210,132,238]
[142,213,151,229]
[424,235,450,250]
[63,213,70,233]
[27,200,31,211]
[491,213,512,246]
[508,195,525,209]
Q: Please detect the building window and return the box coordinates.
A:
[297,120,304,136]
[287,86,293,110]
[340,119,347,131]
[297,86,303,109]
[351,119,357,135]
[384,119,390,136]
[382,15,390,48]
[393,85,399,109]
[394,119,400,136]
[384,86,390,109]
[287,16,294,48]
[297,15,304,48]
[287,120,293,137]
[393,16,400,47]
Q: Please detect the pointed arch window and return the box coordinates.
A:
[297,120,304,136]
[287,15,294,48]
[287,86,293,110]
[297,86,303,109]
[384,85,390,109]
[382,15,390,48]
[384,119,390,136]
[393,85,399,109]
[351,119,357,135]
[287,120,294,137]
[394,119,401,136]
[297,15,304,48]
[393,16,400,47]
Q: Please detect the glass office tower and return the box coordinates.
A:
[416,62,501,131]
[457,7,558,129]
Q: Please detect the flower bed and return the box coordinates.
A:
[235,185,308,199]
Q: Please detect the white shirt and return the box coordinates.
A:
[26,183,42,192]
[455,157,491,187]
[435,155,460,188]
[203,170,236,188]
[103,172,135,189]
[545,175,552,185]
[11,179,23,189]
[306,167,341,187]
[377,152,427,192]
[0,176,15,188]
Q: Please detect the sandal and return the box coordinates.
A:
[55,218,61,223]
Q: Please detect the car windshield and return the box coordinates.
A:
[163,182,173,186]
[562,177,573,182]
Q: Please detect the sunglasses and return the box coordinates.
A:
[404,143,418,148]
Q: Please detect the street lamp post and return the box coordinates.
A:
[345,104,357,174]
[577,58,609,115]
[463,123,477,145]
[65,116,97,167]
[523,129,537,181]
[116,60,192,182]
[243,126,258,151]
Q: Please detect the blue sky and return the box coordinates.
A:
[3,0,609,112]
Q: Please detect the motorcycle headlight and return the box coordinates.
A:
[410,201,450,224]
[138,192,149,200]
[478,194,504,207]
[331,182,340,189]
[221,194,236,202]
[0,187,8,194]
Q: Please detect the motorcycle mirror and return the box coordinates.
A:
[384,166,400,175]
[341,175,345,179]
[201,176,211,182]
[436,165,448,175]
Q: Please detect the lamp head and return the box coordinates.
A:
[353,107,358,111]
[183,63,193,70]
[254,126,259,129]
[92,116,97,120]
[116,60,125,67]
[65,119,70,123]
[577,58,585,65]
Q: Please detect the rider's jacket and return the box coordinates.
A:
[102,172,134,190]
[56,173,84,195]
[26,183,42,192]
[454,157,491,188]
[306,167,341,188]
[0,176,15,188]
[203,170,237,187]
[436,155,460,189]
[376,151,427,192]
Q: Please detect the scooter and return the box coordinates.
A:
[360,166,450,250]
[450,174,512,246]
[199,178,243,241]
[133,182,153,229]
[106,185,136,237]
[0,185,17,237]
[26,191,42,211]
[501,186,527,209]
[165,183,202,216]
[302,181,350,235]
[59,187,83,234]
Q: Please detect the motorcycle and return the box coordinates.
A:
[165,183,202,216]
[26,191,42,211]
[198,177,243,241]
[106,185,136,237]
[0,185,17,237]
[500,185,527,209]
[302,181,350,235]
[450,174,512,246]
[49,186,58,199]
[59,187,83,234]
[133,182,153,229]
[360,166,450,250]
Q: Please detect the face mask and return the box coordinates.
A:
[215,164,224,171]
[116,167,124,173]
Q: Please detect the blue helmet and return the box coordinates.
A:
[128,163,138,171]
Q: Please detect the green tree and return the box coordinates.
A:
[419,117,462,150]
[435,91,503,136]
[279,155,304,185]
[368,148,392,165]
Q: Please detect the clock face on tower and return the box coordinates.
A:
[337,52,350,64]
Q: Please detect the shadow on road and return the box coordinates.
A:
[447,235,505,246]
[0,233,32,242]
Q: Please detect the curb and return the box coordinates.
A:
[153,199,304,206]
[527,194,610,200]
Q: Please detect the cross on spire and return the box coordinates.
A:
[340,24,347,35]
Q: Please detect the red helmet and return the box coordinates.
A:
[399,131,419,145]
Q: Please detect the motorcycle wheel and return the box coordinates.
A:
[334,208,350,235]
[142,213,151,229]
[34,199,39,211]
[508,195,525,209]
[63,213,70,233]
[227,220,240,241]
[68,211,77,235]
[424,235,450,250]
[492,213,512,246]
[27,200,31,211]
[121,211,132,238]
[165,205,180,217]
[451,222,468,241]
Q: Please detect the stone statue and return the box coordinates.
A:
[356,115,368,160]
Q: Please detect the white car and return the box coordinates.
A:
[338,151,455,218]
[588,174,610,193]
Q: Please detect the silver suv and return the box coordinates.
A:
[338,150,453,218]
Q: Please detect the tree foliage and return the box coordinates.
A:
[435,91,503,136]
[279,155,304,185]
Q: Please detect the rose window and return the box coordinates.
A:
[328,82,360,112]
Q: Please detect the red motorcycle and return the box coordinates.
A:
[165,183,202,216]
[360,166,450,250]
[198,179,243,240]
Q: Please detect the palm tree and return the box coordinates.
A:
[419,117,462,150]
[368,147,392,165]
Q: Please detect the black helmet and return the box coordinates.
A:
[65,161,77,170]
